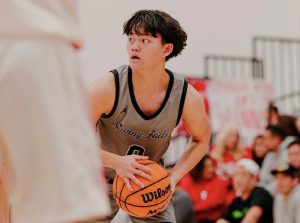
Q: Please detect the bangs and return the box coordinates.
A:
[123,13,159,37]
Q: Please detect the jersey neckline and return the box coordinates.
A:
[128,66,174,120]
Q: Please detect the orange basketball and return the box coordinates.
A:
[113,160,172,218]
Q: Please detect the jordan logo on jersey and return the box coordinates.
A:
[121,107,127,114]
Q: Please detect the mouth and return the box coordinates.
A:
[130,55,141,61]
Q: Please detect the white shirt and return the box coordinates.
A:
[274,185,300,223]
[259,137,296,190]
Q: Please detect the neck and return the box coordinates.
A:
[131,65,169,94]
[241,191,250,200]
[241,185,255,200]
[283,186,297,198]
[283,191,292,199]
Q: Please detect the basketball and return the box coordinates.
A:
[113,160,172,218]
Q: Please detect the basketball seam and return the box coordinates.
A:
[124,192,172,217]
[114,161,155,202]
[125,191,172,207]
[119,182,126,210]
[113,190,172,207]
[114,161,165,215]
[124,174,169,213]
[121,162,154,213]
[113,191,123,202]
[125,174,169,201]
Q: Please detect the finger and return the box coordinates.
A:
[133,169,152,180]
[134,155,149,160]
[135,163,153,174]
[129,175,144,188]
[123,178,133,191]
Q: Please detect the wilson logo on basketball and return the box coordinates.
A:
[141,184,171,204]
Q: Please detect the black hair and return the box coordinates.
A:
[190,154,213,182]
[288,138,300,149]
[268,103,278,114]
[266,124,286,140]
[123,10,187,61]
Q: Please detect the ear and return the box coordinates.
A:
[293,177,299,186]
[163,43,174,58]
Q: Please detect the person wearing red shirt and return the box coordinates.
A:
[180,155,234,223]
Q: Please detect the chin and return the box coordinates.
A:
[129,63,142,70]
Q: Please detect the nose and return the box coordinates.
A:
[130,40,141,52]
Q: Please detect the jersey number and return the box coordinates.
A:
[126,145,145,156]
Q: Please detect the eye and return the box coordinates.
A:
[128,37,134,43]
[142,39,150,43]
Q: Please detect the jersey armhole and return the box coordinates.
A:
[101,70,120,118]
[176,80,188,125]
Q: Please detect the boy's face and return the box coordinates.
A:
[254,137,267,158]
[201,158,215,179]
[288,144,300,169]
[263,130,281,151]
[127,31,173,70]
[232,168,256,194]
[275,173,298,196]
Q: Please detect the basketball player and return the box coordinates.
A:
[87,10,210,223]
[0,1,110,223]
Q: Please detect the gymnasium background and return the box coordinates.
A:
[78,1,300,222]
[78,0,300,159]
[78,0,300,84]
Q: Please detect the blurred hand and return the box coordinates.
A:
[113,155,152,191]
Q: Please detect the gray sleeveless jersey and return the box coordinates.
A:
[97,65,187,179]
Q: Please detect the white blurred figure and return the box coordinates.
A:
[0,1,110,222]
[272,164,300,223]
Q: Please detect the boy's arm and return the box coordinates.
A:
[241,206,263,223]
[169,84,210,190]
[88,73,152,191]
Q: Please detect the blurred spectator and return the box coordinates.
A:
[287,139,300,172]
[173,188,196,223]
[211,125,243,177]
[217,159,273,223]
[259,125,290,192]
[243,135,268,167]
[272,164,300,223]
[297,119,300,135]
[180,154,233,223]
[166,164,196,223]
[266,103,300,137]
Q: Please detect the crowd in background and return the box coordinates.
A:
[1,100,299,223]
[173,103,300,223]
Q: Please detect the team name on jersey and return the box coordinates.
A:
[114,122,170,140]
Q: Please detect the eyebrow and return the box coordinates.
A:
[129,31,152,37]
